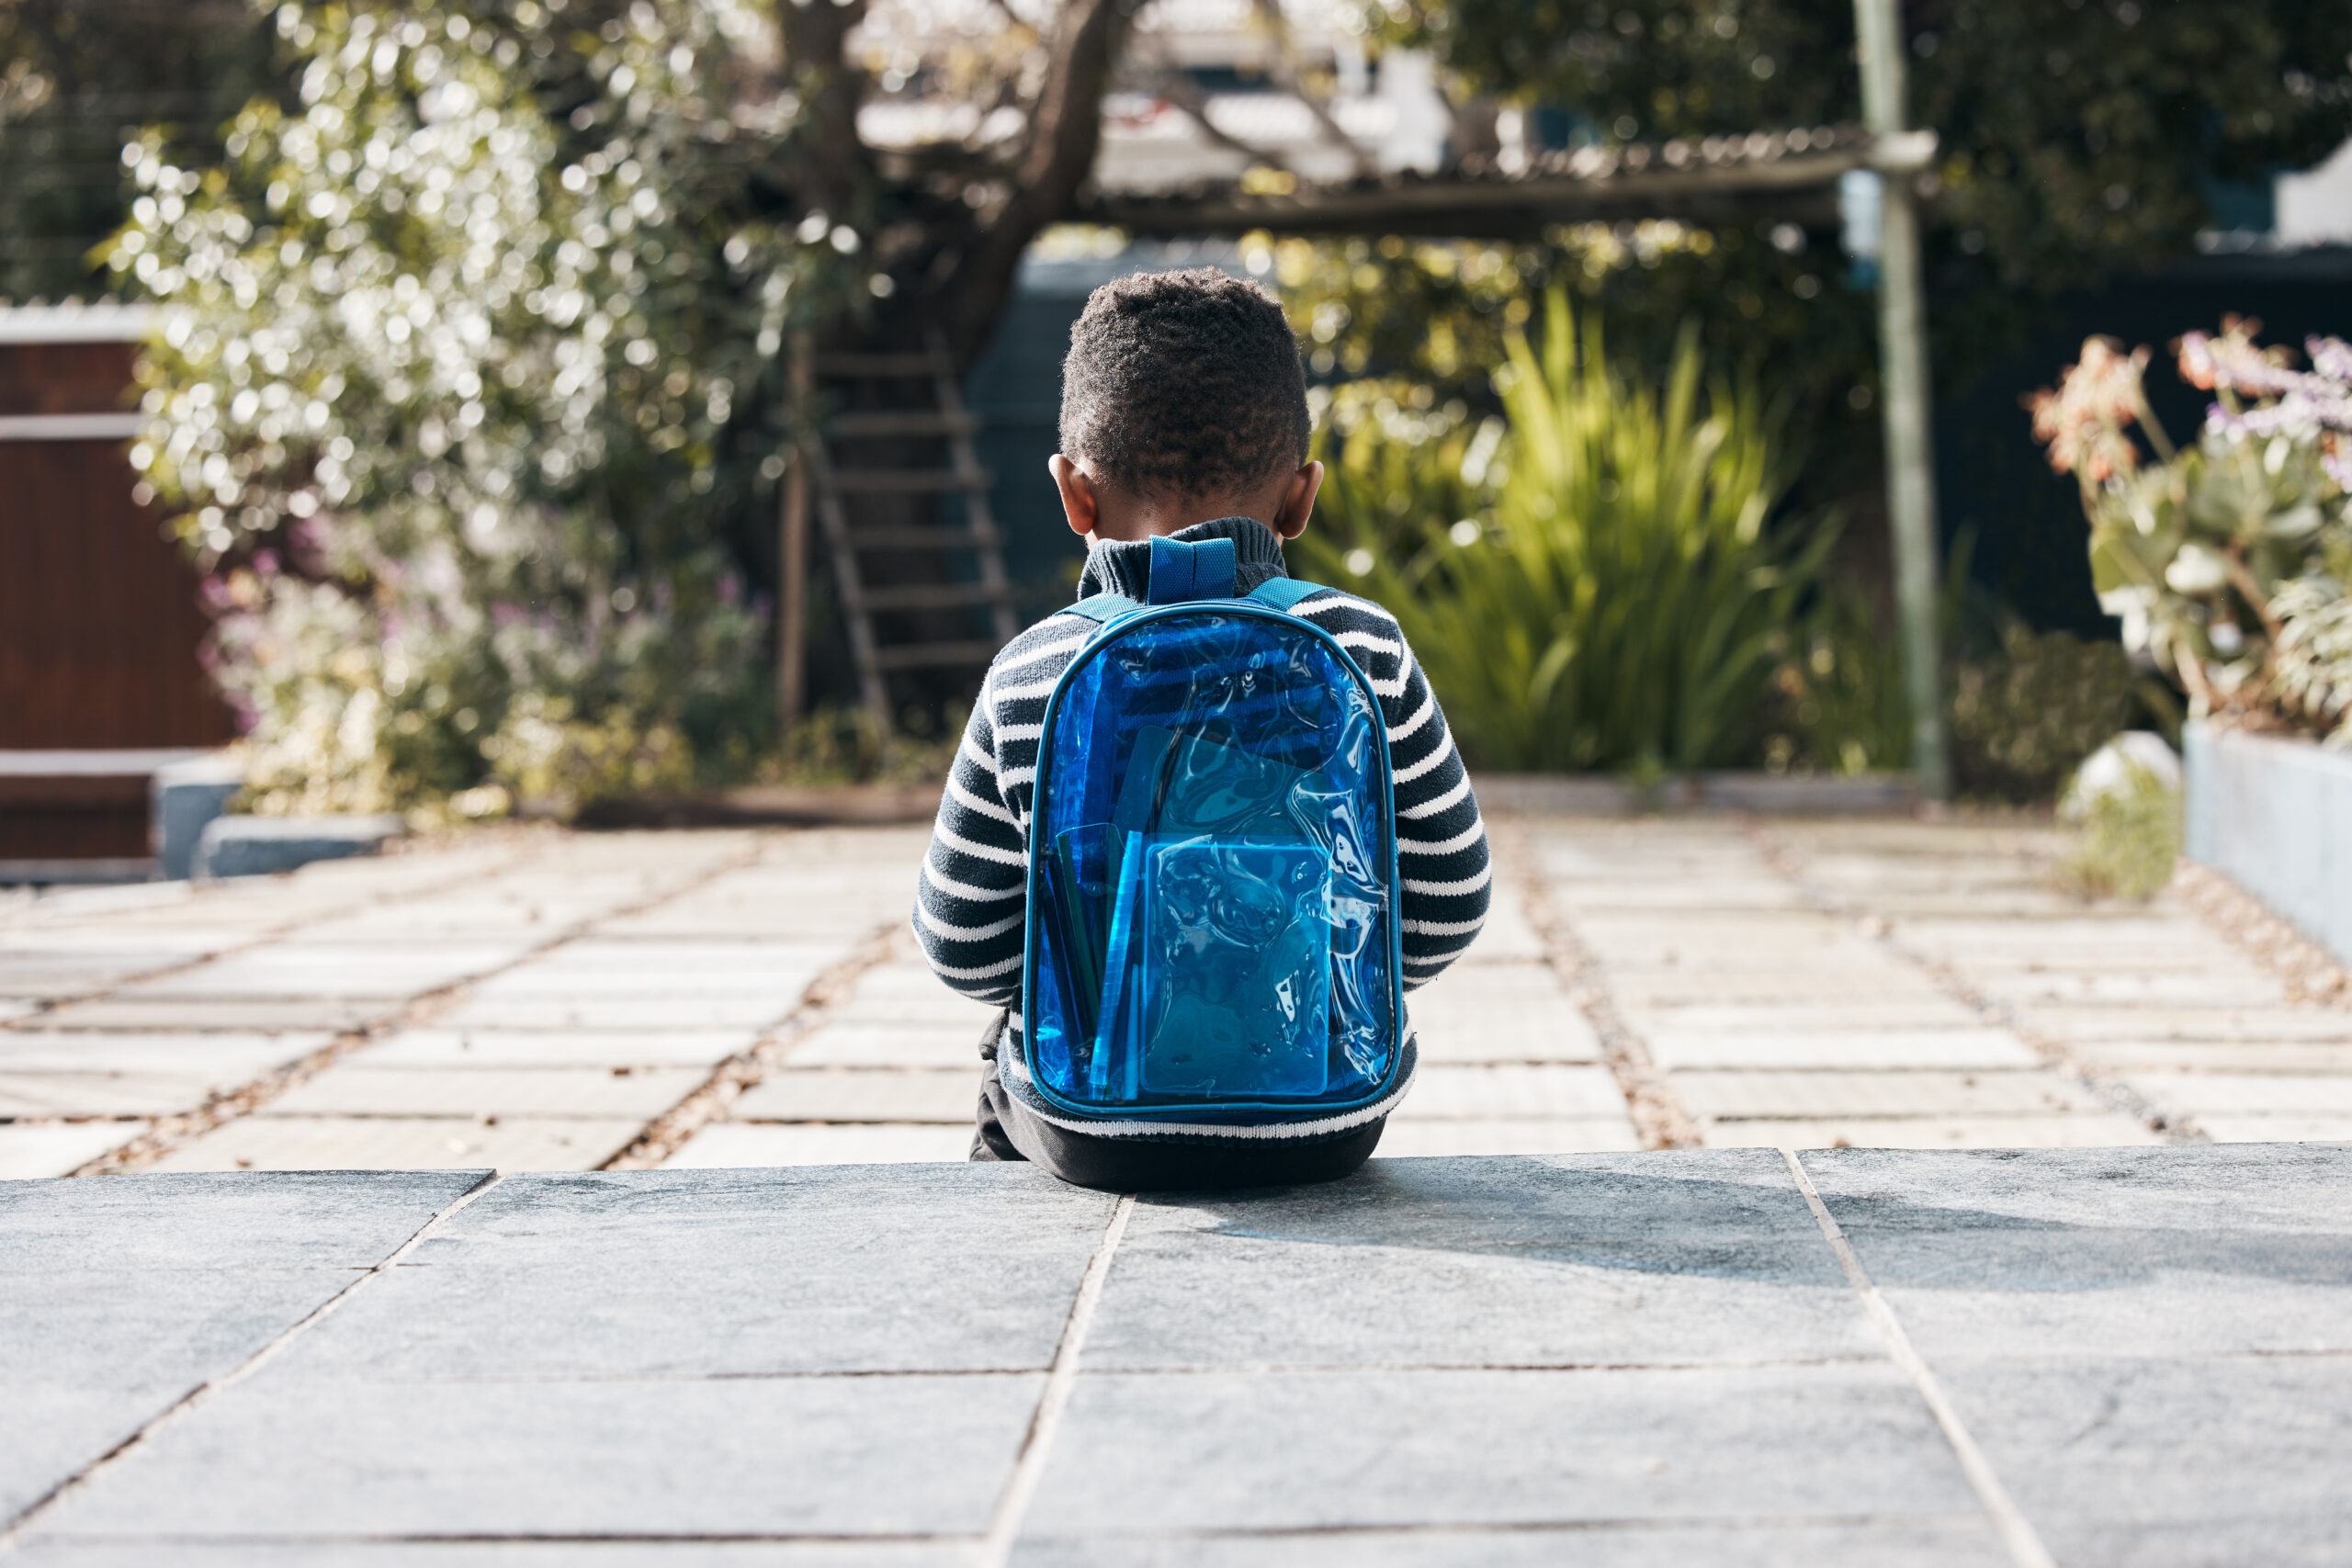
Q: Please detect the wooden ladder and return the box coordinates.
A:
[798,338,1020,731]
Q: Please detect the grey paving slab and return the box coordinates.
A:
[1800,1144,2352,1359]
[1615,998,1986,1033]
[36,1372,1040,1541]
[1023,1363,1972,1535]
[1008,1522,2007,1568]
[268,1165,1116,1379]
[2064,1040,2352,1075]
[1083,1152,1875,1371]
[1402,1063,1627,1117]
[0,1170,482,1521]
[1935,1356,2352,1568]
[142,1115,647,1174]
[2129,1073,2352,1115]
[786,1021,987,1069]
[15,1541,967,1566]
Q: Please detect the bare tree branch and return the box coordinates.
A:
[929,0,1137,363]
[1247,0,1371,178]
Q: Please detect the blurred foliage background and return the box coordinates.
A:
[4,0,2349,810]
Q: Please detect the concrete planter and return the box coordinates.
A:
[2184,721,2352,965]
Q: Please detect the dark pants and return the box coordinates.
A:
[969,1010,1385,1191]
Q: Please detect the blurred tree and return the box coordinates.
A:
[0,0,277,300]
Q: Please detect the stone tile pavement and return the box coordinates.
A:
[2,1144,2348,1562]
[3,810,2349,1179]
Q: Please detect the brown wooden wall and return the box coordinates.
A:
[0,339,236,750]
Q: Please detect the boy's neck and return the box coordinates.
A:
[1086,483,1289,544]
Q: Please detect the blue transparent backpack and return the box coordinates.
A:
[1021,535,1404,1123]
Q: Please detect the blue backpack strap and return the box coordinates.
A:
[1246,576,1328,615]
[1061,592,1138,626]
[1147,535,1238,604]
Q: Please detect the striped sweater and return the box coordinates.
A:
[913,515,1489,1138]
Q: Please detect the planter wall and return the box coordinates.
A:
[2184,721,2352,966]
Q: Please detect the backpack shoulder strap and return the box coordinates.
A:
[1060,592,1139,626]
[1246,576,1329,615]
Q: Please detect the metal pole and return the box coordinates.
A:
[776,333,812,732]
[1853,0,1951,802]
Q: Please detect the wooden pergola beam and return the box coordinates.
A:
[1075,131,1871,240]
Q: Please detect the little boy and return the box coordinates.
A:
[914,267,1489,1190]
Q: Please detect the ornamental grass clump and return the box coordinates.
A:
[1300,293,1829,773]
[2029,320,2352,745]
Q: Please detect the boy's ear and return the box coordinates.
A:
[1271,460,1323,541]
[1049,455,1099,539]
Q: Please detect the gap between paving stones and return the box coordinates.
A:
[600,919,904,1169]
[62,839,773,1176]
[1779,1150,2057,1568]
[1739,818,2195,1145]
[976,1191,1136,1568]
[0,1169,504,1552]
[0,837,553,1035]
[2172,861,2352,1008]
[1504,818,1702,1151]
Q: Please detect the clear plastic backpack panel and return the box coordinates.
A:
[1029,611,1397,1112]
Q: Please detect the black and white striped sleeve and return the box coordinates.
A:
[911,661,1032,1008]
[1293,590,1491,988]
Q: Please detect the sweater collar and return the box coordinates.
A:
[1075,515,1290,602]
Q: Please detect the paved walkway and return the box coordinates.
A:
[2,812,2348,1179]
[5,1145,2348,1563]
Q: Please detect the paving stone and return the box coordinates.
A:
[264,1066,706,1119]
[1084,1151,1871,1371]
[1701,1114,2163,1151]
[142,1115,646,1174]
[2068,1041,2352,1075]
[1677,1069,2111,1121]
[1800,1145,2352,1359]
[1645,1028,2041,1071]
[111,944,532,1001]
[1609,971,1947,1007]
[1933,1356,2352,1568]
[733,1067,976,1123]
[1973,971,2292,1008]
[1619,998,1988,1033]
[32,998,394,1032]
[2018,1005,2352,1044]
[663,1122,974,1167]
[0,1034,319,1116]
[38,1373,1040,1540]
[266,1164,1113,1380]
[1403,1064,1628,1118]
[786,1021,984,1069]
[0,1170,481,1521]
[360,1027,758,1068]
[432,995,795,1031]
[0,1121,143,1179]
[2124,1074,2352,1115]
[1008,1522,2007,1568]
[1023,1364,1970,1535]
[1375,1116,1642,1156]
[1405,964,1601,1063]
[2195,1116,2352,1143]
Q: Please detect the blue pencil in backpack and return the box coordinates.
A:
[1019,534,1405,1124]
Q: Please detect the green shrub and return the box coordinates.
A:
[2059,761,2184,899]
[1299,294,1830,773]
[1948,626,2142,802]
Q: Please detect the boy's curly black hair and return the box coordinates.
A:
[1058,267,1310,500]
